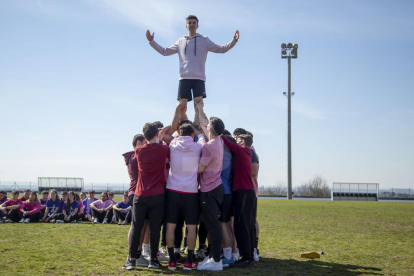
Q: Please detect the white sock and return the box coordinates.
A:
[142,244,149,254]
[174,248,180,254]
[223,247,232,260]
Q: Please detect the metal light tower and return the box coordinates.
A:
[281,43,298,200]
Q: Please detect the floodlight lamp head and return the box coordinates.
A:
[281,43,287,49]
[293,44,298,49]
[291,49,297,56]
[282,50,287,55]
[287,43,293,48]
[283,92,287,95]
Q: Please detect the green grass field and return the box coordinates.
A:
[1,198,413,275]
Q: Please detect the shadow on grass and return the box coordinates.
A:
[118,257,382,276]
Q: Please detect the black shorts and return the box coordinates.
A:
[219,194,233,222]
[178,79,206,102]
[166,190,199,225]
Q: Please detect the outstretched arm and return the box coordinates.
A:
[206,30,239,53]
[147,30,179,56]
[221,134,243,154]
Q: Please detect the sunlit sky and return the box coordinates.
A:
[1,0,413,189]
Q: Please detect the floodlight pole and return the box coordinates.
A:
[287,56,293,200]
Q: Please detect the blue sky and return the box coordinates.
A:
[1,0,413,189]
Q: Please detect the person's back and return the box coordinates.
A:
[167,133,205,193]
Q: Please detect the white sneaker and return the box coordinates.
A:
[197,258,223,271]
[253,248,259,262]
[232,250,240,261]
[56,220,64,223]
[71,220,77,223]
[103,218,108,224]
[24,218,30,223]
[19,218,25,223]
[157,247,169,261]
[199,256,210,265]
[94,218,99,224]
[49,219,56,223]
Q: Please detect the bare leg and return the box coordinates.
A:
[220,222,232,248]
[143,221,150,244]
[167,222,177,248]
[186,225,197,251]
[178,98,188,122]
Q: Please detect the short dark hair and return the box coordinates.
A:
[153,121,164,128]
[223,129,231,136]
[238,134,253,147]
[209,117,225,136]
[186,15,199,23]
[246,131,253,138]
[0,190,5,195]
[61,191,68,195]
[143,123,159,141]
[132,134,145,147]
[179,119,193,126]
[179,123,195,137]
[233,128,247,136]
[41,190,49,195]
[11,190,19,196]
[89,190,95,194]
[108,191,114,196]
[23,189,31,193]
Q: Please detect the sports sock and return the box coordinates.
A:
[142,244,149,254]
[186,250,194,262]
[174,248,180,254]
[223,247,232,260]
[168,247,176,261]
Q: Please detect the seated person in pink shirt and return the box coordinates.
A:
[74,193,86,221]
[56,191,80,223]
[0,190,23,223]
[19,191,42,223]
[90,192,113,224]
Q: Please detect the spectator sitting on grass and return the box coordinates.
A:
[0,190,7,218]
[83,190,98,222]
[56,191,79,223]
[39,190,49,217]
[74,193,86,221]
[19,189,30,202]
[90,192,113,224]
[113,194,131,225]
[42,189,61,223]
[108,191,117,204]
[80,192,87,202]
[19,191,42,223]
[60,191,68,212]
[0,190,23,223]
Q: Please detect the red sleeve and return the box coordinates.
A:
[221,135,243,154]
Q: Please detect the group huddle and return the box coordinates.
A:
[122,96,260,271]
[0,189,133,224]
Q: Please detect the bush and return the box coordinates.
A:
[296,175,330,197]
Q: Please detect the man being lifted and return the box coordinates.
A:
[146,15,239,119]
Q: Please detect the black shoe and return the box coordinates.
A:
[230,259,254,268]
[148,259,162,269]
[175,252,182,262]
[124,259,136,270]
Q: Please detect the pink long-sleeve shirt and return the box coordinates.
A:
[19,201,42,215]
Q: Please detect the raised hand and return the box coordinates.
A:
[234,30,239,41]
[146,30,154,41]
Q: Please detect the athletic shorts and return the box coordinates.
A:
[166,190,199,225]
[177,79,206,102]
[219,194,234,222]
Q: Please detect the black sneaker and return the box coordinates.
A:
[124,259,136,270]
[229,259,254,269]
[148,259,162,269]
[175,252,182,262]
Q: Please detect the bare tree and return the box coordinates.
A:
[296,175,330,197]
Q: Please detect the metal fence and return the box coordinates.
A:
[1,181,413,198]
